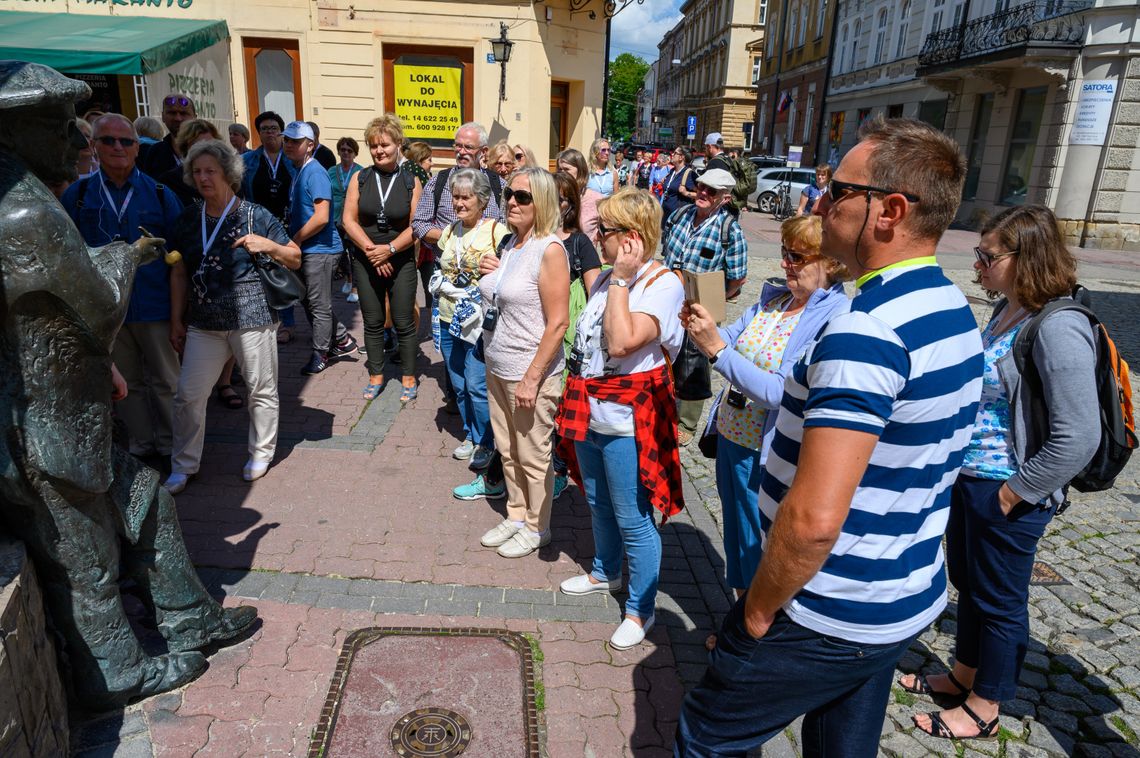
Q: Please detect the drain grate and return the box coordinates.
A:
[1030,561,1069,586]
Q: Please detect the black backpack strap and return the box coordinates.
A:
[495,230,513,258]
[1012,297,1096,376]
[403,168,415,193]
[432,167,452,220]
[74,175,92,210]
[484,168,503,207]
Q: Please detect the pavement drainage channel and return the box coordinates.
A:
[308,627,539,758]
[1030,561,1070,586]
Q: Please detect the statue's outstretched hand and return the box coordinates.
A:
[131,235,166,266]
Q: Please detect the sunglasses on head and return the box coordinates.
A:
[163,96,192,107]
[514,152,525,160]
[780,245,820,267]
[503,187,533,206]
[96,136,137,148]
[827,179,921,203]
[973,246,1019,268]
[597,221,628,237]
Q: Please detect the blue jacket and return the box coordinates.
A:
[709,280,850,463]
[241,146,298,201]
[61,168,183,323]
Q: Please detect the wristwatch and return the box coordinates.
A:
[610,277,630,288]
[387,243,396,256]
[710,346,726,365]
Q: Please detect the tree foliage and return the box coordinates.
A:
[606,53,650,142]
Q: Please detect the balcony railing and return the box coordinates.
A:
[918,0,1091,72]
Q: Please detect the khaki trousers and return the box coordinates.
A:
[171,325,280,475]
[487,372,562,533]
[112,321,181,456]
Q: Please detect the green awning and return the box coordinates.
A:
[0,11,228,76]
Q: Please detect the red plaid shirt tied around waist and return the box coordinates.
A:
[556,364,684,521]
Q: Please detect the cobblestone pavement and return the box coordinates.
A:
[70,218,1140,757]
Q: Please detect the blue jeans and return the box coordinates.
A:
[575,431,661,620]
[439,324,493,448]
[675,600,917,757]
[715,435,765,590]
[946,475,1053,702]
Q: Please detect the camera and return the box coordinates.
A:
[566,346,585,376]
[454,271,472,288]
[481,306,500,332]
[726,387,747,409]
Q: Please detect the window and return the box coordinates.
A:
[839,24,849,72]
[799,2,809,45]
[895,0,910,59]
[788,86,798,140]
[930,0,946,32]
[759,93,768,140]
[804,90,814,142]
[382,44,473,149]
[752,55,762,85]
[888,103,904,118]
[994,0,1011,12]
[744,122,754,152]
[767,13,777,56]
[918,98,948,129]
[964,93,993,200]
[759,0,769,25]
[850,20,862,69]
[873,9,889,64]
[817,0,827,37]
[1001,87,1047,205]
[243,38,303,138]
[788,4,798,50]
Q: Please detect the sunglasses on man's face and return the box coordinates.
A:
[827,179,921,204]
[503,187,533,206]
[163,96,192,108]
[96,136,137,148]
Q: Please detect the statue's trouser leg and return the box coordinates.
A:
[11,479,150,702]
[121,487,224,647]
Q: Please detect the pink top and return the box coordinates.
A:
[578,188,603,242]
[478,232,568,381]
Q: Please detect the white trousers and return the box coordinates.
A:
[171,324,280,475]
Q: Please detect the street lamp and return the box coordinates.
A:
[490,22,514,102]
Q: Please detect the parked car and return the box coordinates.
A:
[749,155,787,171]
[749,167,818,213]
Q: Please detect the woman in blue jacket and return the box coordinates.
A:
[683,215,849,601]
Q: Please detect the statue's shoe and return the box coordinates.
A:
[134,651,208,700]
[166,605,259,653]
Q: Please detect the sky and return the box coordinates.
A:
[608,0,684,62]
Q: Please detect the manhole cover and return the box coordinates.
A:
[1030,561,1068,586]
[390,708,471,757]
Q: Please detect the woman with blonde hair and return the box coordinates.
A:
[476,168,570,559]
[342,114,423,401]
[556,187,686,650]
[586,138,619,197]
[513,144,537,169]
[488,141,516,179]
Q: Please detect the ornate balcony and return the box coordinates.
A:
[917,0,1091,75]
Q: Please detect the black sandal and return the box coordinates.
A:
[216,385,245,410]
[898,670,970,707]
[914,700,999,741]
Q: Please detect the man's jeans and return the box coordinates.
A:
[675,599,917,757]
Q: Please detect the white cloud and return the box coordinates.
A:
[608,0,684,62]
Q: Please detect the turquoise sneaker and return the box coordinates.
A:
[453,474,506,501]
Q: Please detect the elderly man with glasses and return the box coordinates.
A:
[140,93,196,179]
[61,113,185,470]
[661,167,748,446]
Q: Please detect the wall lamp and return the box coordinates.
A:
[490,22,514,102]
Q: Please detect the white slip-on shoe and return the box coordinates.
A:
[453,438,475,460]
[163,473,190,494]
[609,615,655,650]
[560,574,622,596]
[480,519,521,548]
[243,460,270,482]
[497,529,551,558]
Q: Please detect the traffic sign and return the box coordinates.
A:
[686,115,697,139]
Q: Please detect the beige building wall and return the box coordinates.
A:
[5,0,607,167]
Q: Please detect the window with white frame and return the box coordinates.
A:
[799,1,809,45]
[759,0,769,25]
[816,0,827,38]
[767,13,777,55]
[804,88,814,142]
[895,0,910,59]
[850,19,862,69]
[744,122,754,152]
[839,24,849,72]
[930,0,946,33]
[752,55,762,84]
[873,8,889,64]
[788,4,798,49]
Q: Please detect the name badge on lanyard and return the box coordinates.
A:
[99,174,135,240]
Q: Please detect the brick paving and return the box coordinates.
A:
[70,229,1140,757]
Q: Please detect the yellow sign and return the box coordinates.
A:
[393,64,462,141]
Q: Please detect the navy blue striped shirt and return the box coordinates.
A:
[759,262,983,643]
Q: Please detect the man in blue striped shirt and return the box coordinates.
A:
[675,118,983,757]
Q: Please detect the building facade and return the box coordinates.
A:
[653,0,765,151]
[0,0,609,167]
[753,0,837,162]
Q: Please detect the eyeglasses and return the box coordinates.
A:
[163,95,192,107]
[502,187,534,206]
[973,247,1019,268]
[514,152,525,160]
[454,142,481,153]
[258,125,281,134]
[598,147,610,153]
[827,179,920,203]
[597,221,628,237]
[95,136,137,148]
[780,245,821,267]
[493,160,515,168]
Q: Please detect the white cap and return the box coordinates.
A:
[696,168,735,191]
[704,132,723,146]
[282,120,314,140]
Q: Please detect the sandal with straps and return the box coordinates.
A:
[898,670,970,707]
[914,700,1000,741]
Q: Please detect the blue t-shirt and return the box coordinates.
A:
[801,183,823,214]
[289,159,342,255]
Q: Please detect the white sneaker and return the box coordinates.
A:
[453,438,475,460]
[560,574,621,596]
[480,519,521,548]
[243,459,270,482]
[341,281,352,294]
[609,615,655,650]
[497,529,551,558]
[163,473,189,494]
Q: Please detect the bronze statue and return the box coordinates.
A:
[0,61,256,710]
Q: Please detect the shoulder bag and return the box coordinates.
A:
[246,202,305,310]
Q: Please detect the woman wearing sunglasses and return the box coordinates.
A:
[555,188,686,650]
[683,215,849,641]
[586,138,619,198]
[513,144,537,169]
[906,205,1100,741]
[476,168,570,559]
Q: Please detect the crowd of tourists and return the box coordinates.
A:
[60,93,1104,752]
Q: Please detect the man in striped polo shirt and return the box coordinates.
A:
[675,118,984,756]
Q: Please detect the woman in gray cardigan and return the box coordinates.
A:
[905,205,1100,741]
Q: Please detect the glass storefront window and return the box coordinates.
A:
[964,93,994,201]
[1000,86,1047,205]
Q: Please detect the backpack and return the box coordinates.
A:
[431,167,503,221]
[1012,285,1137,502]
[663,207,735,261]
